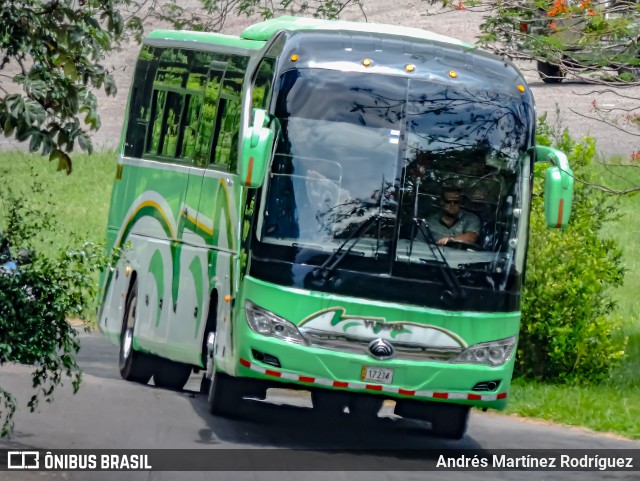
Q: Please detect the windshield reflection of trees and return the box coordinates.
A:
[263,71,532,276]
[399,84,531,262]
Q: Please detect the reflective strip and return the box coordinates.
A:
[556,198,565,228]
[239,358,507,402]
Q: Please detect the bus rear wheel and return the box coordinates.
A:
[153,358,192,391]
[119,279,154,384]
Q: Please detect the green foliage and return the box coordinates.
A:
[150,0,366,32]
[517,115,626,383]
[427,1,640,81]
[0,0,142,172]
[0,178,111,437]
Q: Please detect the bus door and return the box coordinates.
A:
[192,57,246,368]
[170,58,246,363]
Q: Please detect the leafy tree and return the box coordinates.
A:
[0,179,110,437]
[141,0,367,32]
[0,0,367,173]
[426,0,640,193]
[428,1,640,79]
[0,0,142,173]
[518,116,626,382]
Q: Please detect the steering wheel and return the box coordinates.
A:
[445,240,484,252]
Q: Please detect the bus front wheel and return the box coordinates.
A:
[348,393,383,419]
[311,389,349,415]
[119,279,154,384]
[430,405,470,440]
[395,399,470,440]
[207,370,243,416]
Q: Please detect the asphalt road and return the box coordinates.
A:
[0,331,639,481]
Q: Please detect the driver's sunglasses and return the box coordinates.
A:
[443,199,462,205]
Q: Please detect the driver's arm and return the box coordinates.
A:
[449,230,479,244]
[443,212,480,245]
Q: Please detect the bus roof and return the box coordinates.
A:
[240,16,475,49]
[146,29,265,50]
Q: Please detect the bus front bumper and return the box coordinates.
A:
[232,328,514,410]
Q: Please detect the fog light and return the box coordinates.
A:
[252,349,282,368]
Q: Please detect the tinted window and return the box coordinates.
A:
[123,47,250,167]
[211,54,248,170]
[253,57,276,110]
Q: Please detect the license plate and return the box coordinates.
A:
[361,366,394,384]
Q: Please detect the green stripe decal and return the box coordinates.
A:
[171,240,182,310]
[149,250,165,327]
[212,179,235,249]
[102,201,176,309]
[189,256,204,337]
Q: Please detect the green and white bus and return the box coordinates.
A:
[98,16,574,439]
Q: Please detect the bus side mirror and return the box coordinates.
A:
[534,145,574,228]
[239,109,274,188]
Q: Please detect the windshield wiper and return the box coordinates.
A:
[405,177,464,300]
[412,218,466,301]
[313,213,381,281]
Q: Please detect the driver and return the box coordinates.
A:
[425,188,480,246]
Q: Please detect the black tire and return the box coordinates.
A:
[207,370,242,416]
[119,279,154,384]
[348,394,383,419]
[430,405,470,440]
[153,358,192,391]
[537,61,565,83]
[311,389,349,415]
[395,400,470,440]
[200,373,211,394]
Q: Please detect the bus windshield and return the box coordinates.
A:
[258,68,533,282]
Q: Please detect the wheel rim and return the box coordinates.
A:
[122,297,136,361]
[205,332,215,377]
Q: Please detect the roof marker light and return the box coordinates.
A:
[362,58,372,67]
[449,70,458,78]
[405,64,416,72]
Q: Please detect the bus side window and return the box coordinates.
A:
[212,55,248,170]
[252,57,276,111]
[145,48,190,159]
[181,51,210,159]
[124,45,158,158]
[194,64,224,167]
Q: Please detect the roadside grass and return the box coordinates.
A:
[1,149,639,439]
[506,381,640,440]
[602,158,640,393]
[0,150,115,254]
[0,150,115,322]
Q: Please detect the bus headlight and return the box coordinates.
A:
[245,301,306,345]
[451,336,517,366]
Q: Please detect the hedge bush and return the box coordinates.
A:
[517,117,627,383]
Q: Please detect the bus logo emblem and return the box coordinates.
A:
[368,338,395,360]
